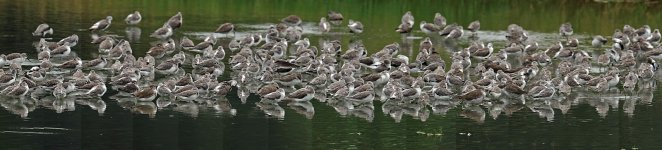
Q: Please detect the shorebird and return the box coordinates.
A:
[53,83,67,99]
[648,29,661,43]
[176,37,193,50]
[396,22,412,33]
[439,23,458,36]
[530,82,556,98]
[110,74,138,87]
[4,53,27,64]
[401,80,423,99]
[353,81,375,94]
[71,69,86,80]
[86,81,107,97]
[592,35,608,48]
[644,48,662,60]
[608,48,620,62]
[256,82,278,97]
[524,42,539,53]
[544,41,563,57]
[167,12,183,30]
[559,22,573,41]
[472,43,493,59]
[347,90,375,103]
[263,88,286,101]
[553,46,573,59]
[503,81,527,96]
[308,73,328,87]
[125,11,142,25]
[174,87,199,101]
[434,13,446,28]
[2,81,29,97]
[215,23,235,37]
[431,82,454,100]
[58,57,82,69]
[87,70,104,82]
[39,59,53,71]
[622,72,638,91]
[84,57,108,69]
[467,42,484,53]
[156,81,174,95]
[327,11,344,25]
[506,24,528,44]
[287,85,315,102]
[49,43,72,58]
[331,84,351,98]
[618,50,636,68]
[467,20,480,36]
[37,38,59,51]
[638,60,655,79]
[566,38,579,47]
[319,17,331,33]
[0,70,17,87]
[174,74,193,89]
[150,24,173,39]
[89,16,113,31]
[446,26,464,39]
[446,69,465,87]
[417,38,433,52]
[605,69,620,88]
[456,86,486,105]
[362,68,390,84]
[294,37,310,49]
[204,45,225,59]
[588,78,608,93]
[33,23,53,37]
[348,19,364,34]
[147,43,168,58]
[612,29,628,44]
[107,41,126,60]
[636,25,651,37]
[326,79,346,94]
[191,38,216,53]
[156,60,180,75]
[281,15,302,26]
[58,34,79,47]
[134,85,159,101]
[401,11,414,29]
[420,21,440,35]
[596,53,611,67]
[27,68,45,82]
[634,37,652,50]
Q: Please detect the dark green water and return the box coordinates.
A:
[0,0,661,149]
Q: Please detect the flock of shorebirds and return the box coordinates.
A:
[0,10,658,121]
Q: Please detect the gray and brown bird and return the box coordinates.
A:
[215,23,235,37]
[559,22,573,40]
[125,11,142,25]
[89,16,113,31]
[33,23,53,37]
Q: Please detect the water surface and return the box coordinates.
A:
[0,0,661,149]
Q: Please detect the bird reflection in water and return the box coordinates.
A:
[256,100,285,119]
[125,27,141,42]
[75,98,106,115]
[460,105,486,124]
[133,102,157,118]
[174,101,199,118]
[350,102,374,122]
[0,98,33,118]
[287,101,314,119]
